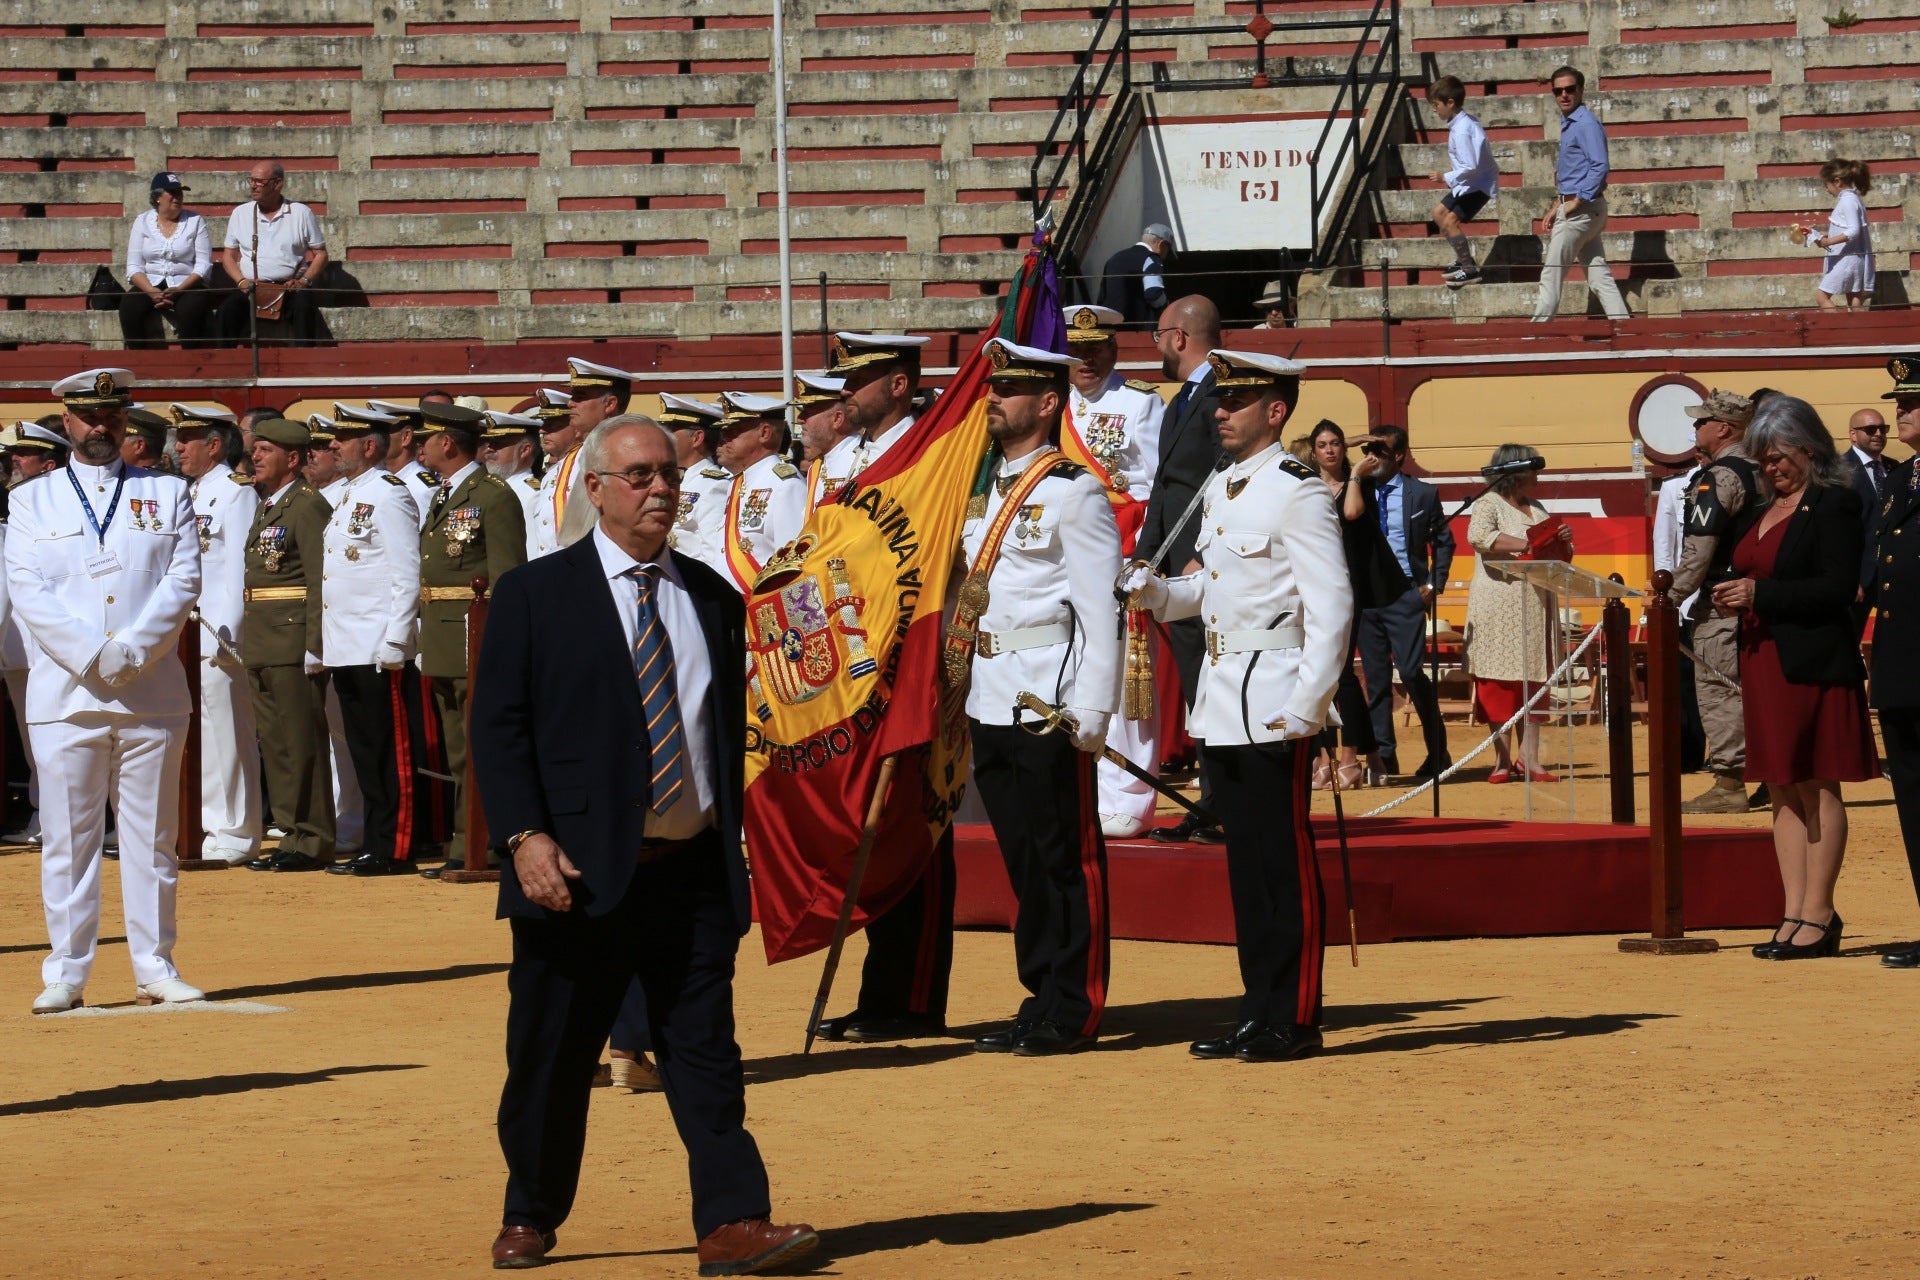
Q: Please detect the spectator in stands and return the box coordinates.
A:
[1298,419,1377,790]
[1792,159,1875,311]
[1531,67,1630,323]
[217,161,328,347]
[1464,444,1571,782]
[1098,224,1174,323]
[1426,76,1497,289]
[1709,395,1876,960]
[120,172,215,348]
[1353,425,1456,783]
[1253,279,1291,329]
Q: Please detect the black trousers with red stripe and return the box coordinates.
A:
[1202,739,1325,1030]
[852,824,955,1025]
[969,719,1110,1036]
[330,664,414,862]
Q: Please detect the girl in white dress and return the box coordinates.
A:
[1791,158,1874,310]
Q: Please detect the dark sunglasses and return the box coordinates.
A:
[1552,84,1580,97]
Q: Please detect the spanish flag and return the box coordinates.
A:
[743,242,1058,963]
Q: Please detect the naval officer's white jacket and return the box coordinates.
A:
[529,445,594,557]
[725,451,808,584]
[190,461,259,662]
[1156,442,1352,745]
[961,450,1123,726]
[811,433,861,508]
[5,458,201,723]
[321,466,421,667]
[1067,372,1165,499]
[671,459,733,577]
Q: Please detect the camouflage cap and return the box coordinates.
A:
[1684,389,1754,427]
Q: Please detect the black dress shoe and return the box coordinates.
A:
[1236,1023,1324,1062]
[420,861,458,880]
[814,1012,857,1042]
[270,851,329,872]
[1413,756,1454,781]
[1150,813,1226,845]
[1012,1020,1096,1056]
[974,1020,1035,1053]
[843,1012,946,1042]
[1190,1020,1266,1059]
[1882,943,1920,969]
[352,855,411,877]
[243,854,278,872]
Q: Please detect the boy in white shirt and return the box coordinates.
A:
[1427,76,1498,287]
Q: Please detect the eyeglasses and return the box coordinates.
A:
[1855,423,1889,434]
[595,465,681,489]
[1151,325,1186,342]
[1551,84,1580,97]
[247,176,282,186]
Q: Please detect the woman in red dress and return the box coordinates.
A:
[1711,395,1877,960]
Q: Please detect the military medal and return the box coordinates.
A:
[127,497,149,532]
[345,545,360,561]
[742,489,770,530]
[257,526,286,573]
[1225,477,1248,499]
[446,506,481,560]
[194,514,212,553]
[347,502,374,535]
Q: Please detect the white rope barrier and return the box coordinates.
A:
[1355,620,1607,819]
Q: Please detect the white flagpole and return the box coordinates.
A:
[772,0,795,424]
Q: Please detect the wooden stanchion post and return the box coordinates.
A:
[442,575,498,885]
[175,628,224,871]
[1603,589,1634,825]
[1620,570,1715,954]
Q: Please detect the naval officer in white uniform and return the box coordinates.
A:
[827,331,930,477]
[657,392,730,577]
[714,391,807,595]
[10,369,205,1013]
[530,358,635,557]
[481,409,546,533]
[173,402,263,865]
[1124,349,1352,1064]
[321,414,423,876]
[960,338,1123,1058]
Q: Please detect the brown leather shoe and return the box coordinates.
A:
[491,1225,556,1269]
[696,1218,819,1276]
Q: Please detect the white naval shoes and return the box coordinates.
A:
[134,977,206,1006]
[214,849,254,867]
[1100,813,1146,839]
[31,982,84,1015]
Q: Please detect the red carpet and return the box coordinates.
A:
[954,816,1782,945]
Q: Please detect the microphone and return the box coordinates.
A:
[1480,456,1546,480]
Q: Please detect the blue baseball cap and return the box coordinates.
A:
[149,171,188,196]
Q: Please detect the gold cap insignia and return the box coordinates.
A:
[93,371,115,399]
[989,345,1011,372]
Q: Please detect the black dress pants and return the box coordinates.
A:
[330,664,411,861]
[852,823,955,1024]
[1357,586,1449,770]
[1202,740,1325,1030]
[216,285,321,345]
[499,832,769,1240]
[1162,614,1215,805]
[970,719,1110,1036]
[118,284,216,345]
[1879,707,1920,913]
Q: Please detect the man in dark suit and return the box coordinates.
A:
[1866,358,1920,969]
[1096,223,1174,323]
[1844,407,1891,529]
[1351,426,1456,780]
[470,416,816,1274]
[1135,293,1224,843]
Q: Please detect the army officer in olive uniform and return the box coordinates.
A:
[242,417,336,871]
[416,401,526,875]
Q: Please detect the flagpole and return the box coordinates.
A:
[802,752,900,1054]
[772,0,796,425]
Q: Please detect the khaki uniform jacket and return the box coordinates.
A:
[244,479,331,669]
[418,462,527,678]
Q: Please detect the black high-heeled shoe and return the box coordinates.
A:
[1771,912,1842,960]
[1752,919,1803,959]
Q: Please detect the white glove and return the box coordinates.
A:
[1119,564,1169,611]
[1065,706,1110,753]
[375,640,408,671]
[211,625,243,671]
[1264,711,1320,740]
[95,640,138,687]
[303,651,326,675]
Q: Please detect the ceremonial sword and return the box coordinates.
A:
[1012,691,1217,828]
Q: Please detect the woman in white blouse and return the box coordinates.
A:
[121,171,215,346]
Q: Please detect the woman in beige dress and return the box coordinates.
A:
[1464,444,1572,782]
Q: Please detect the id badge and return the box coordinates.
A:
[85,549,122,578]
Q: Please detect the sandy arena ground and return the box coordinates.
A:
[2,720,1917,1279]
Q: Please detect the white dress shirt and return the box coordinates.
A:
[592,525,715,840]
[5,458,201,723]
[125,209,213,286]
[1651,465,1702,617]
[223,199,325,282]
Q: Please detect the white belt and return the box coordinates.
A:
[1206,624,1303,657]
[977,623,1070,658]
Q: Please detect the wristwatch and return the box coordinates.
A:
[505,830,543,856]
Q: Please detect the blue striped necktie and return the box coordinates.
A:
[626,565,685,817]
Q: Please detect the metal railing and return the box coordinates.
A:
[1030,0,1404,269]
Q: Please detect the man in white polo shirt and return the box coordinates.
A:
[217,160,328,347]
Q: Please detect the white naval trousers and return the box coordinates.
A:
[324,677,363,853]
[4,671,39,816]
[199,656,262,859]
[1097,711,1161,827]
[35,713,187,987]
